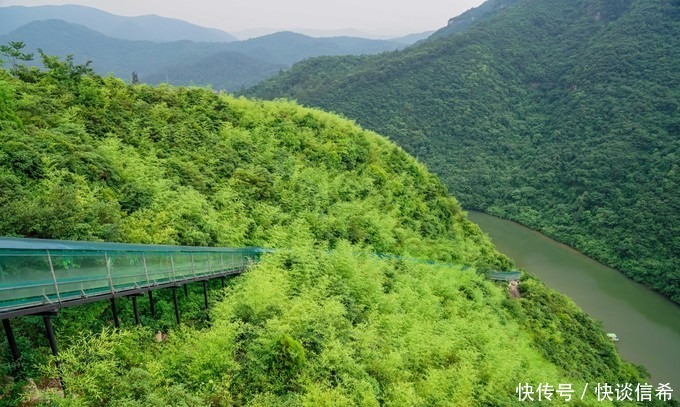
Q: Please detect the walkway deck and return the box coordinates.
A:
[0,237,265,319]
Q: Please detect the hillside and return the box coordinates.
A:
[219,31,402,66]
[0,20,401,91]
[143,51,284,91]
[0,56,654,405]
[428,0,519,40]
[0,4,237,42]
[248,0,680,304]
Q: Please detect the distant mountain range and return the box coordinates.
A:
[0,5,238,42]
[232,27,435,43]
[0,15,403,90]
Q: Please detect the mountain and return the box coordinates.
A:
[389,30,436,45]
[0,4,237,42]
[221,31,402,66]
[0,57,650,407]
[0,20,401,91]
[428,0,520,40]
[0,20,227,79]
[142,51,285,91]
[233,27,397,40]
[248,0,680,304]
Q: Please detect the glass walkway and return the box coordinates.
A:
[0,237,265,319]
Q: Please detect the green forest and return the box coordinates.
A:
[248,0,680,304]
[0,51,664,405]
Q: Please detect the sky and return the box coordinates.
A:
[0,0,487,37]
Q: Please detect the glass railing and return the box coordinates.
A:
[0,238,264,316]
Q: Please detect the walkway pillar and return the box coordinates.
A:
[203,281,209,310]
[42,315,58,358]
[132,296,140,326]
[110,298,120,328]
[172,287,180,325]
[148,290,155,316]
[2,319,21,369]
[42,315,64,391]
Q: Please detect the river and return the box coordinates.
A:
[466,211,680,387]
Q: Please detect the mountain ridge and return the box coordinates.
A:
[247,0,680,303]
[0,4,238,42]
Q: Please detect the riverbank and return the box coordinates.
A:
[467,211,680,386]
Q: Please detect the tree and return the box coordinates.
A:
[0,41,34,74]
[37,49,94,88]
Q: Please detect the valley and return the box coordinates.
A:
[0,0,678,405]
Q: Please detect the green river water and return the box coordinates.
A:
[467,211,680,387]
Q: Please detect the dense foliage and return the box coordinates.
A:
[0,56,655,406]
[248,0,680,304]
[26,250,649,406]
[427,0,520,41]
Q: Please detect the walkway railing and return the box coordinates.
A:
[486,270,521,281]
[0,237,265,319]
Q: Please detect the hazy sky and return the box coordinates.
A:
[0,0,486,36]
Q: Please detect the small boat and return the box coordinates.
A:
[606,333,619,342]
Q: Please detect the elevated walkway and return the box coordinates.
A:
[486,270,521,281]
[0,237,265,319]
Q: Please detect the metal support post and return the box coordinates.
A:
[221,276,225,288]
[149,290,155,316]
[169,255,177,282]
[132,296,140,326]
[202,281,209,310]
[142,253,150,285]
[42,315,64,391]
[42,315,58,358]
[172,287,180,325]
[110,298,120,328]
[183,283,188,299]
[104,252,115,295]
[46,250,62,304]
[3,319,21,368]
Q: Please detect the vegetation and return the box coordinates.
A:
[0,41,33,75]
[22,251,651,406]
[0,53,659,405]
[247,0,680,304]
[427,0,520,41]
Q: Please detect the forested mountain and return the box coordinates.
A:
[0,4,238,42]
[428,0,519,40]
[213,31,402,66]
[388,30,436,44]
[143,51,285,91]
[248,0,680,304]
[0,54,655,405]
[0,20,401,91]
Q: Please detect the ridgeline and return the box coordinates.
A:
[248,0,680,304]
